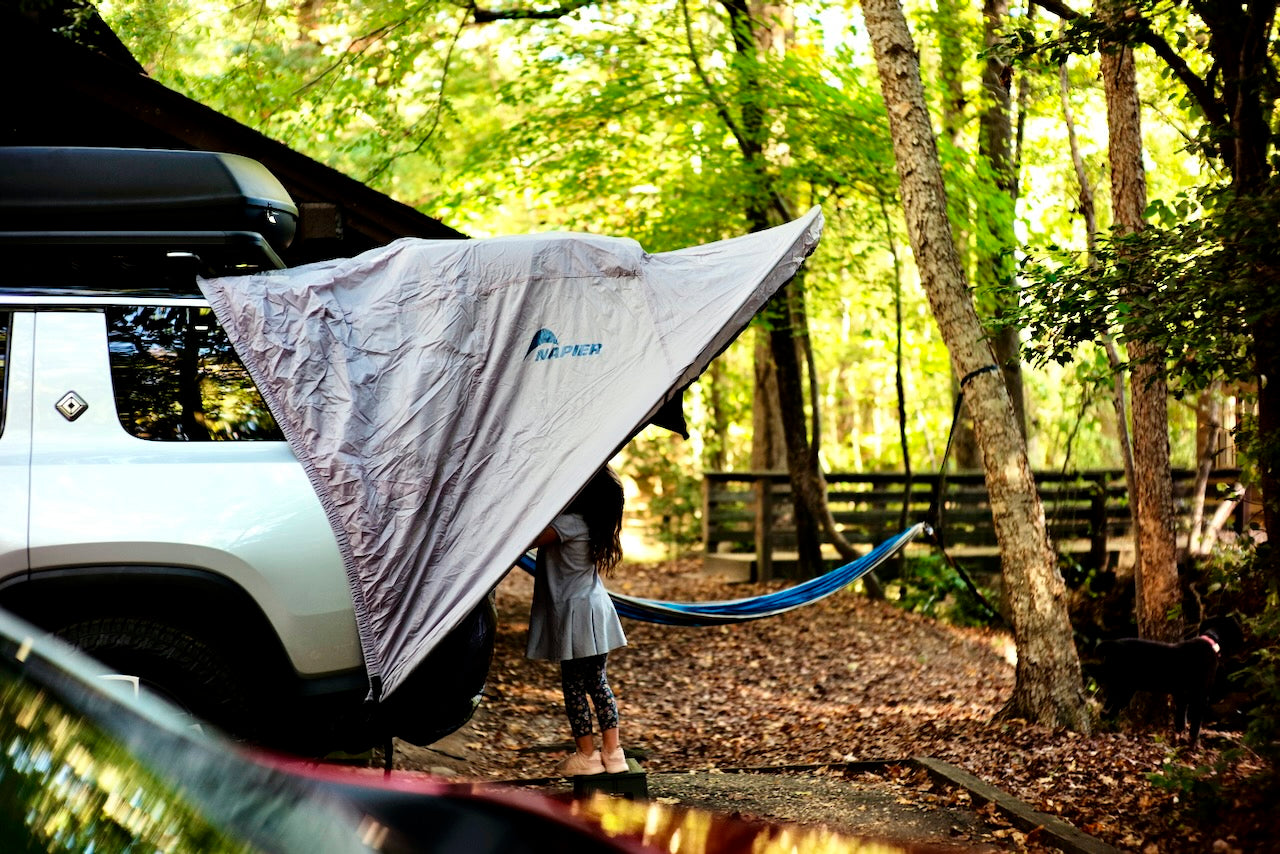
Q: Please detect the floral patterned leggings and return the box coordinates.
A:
[560,654,618,738]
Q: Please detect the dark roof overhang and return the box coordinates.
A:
[2,2,466,265]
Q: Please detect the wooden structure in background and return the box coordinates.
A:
[2,1,466,267]
[703,469,1247,580]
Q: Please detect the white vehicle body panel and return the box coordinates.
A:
[23,310,361,676]
[0,312,32,578]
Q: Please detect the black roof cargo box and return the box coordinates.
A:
[0,147,298,253]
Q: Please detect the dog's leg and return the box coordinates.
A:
[1186,698,1203,747]
[1173,692,1189,741]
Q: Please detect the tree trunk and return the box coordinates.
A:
[767,285,827,578]
[704,358,728,473]
[881,196,914,531]
[771,277,886,584]
[718,0,818,580]
[1100,23,1182,642]
[1205,1,1280,572]
[719,0,860,580]
[1059,55,1140,558]
[935,0,982,472]
[977,0,1027,441]
[861,0,1090,729]
[752,326,789,581]
[1189,385,1226,557]
[1127,345,1179,639]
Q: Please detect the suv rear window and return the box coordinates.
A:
[106,306,284,442]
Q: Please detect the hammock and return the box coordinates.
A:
[517,522,929,627]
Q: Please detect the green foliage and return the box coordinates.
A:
[887,554,1000,628]
[93,0,1000,479]
[1242,595,1280,773]
[1146,761,1231,824]
[1013,183,1266,397]
[101,0,493,192]
[1001,0,1280,497]
[1143,556,1279,827]
[625,428,703,553]
[94,0,1221,492]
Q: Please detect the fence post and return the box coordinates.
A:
[1089,475,1108,570]
[702,468,1243,570]
[754,474,774,582]
[702,475,714,555]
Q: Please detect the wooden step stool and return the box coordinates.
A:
[572,758,647,800]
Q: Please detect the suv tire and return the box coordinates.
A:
[57,617,254,738]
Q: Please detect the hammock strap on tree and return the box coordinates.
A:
[924,362,1007,624]
[516,522,929,627]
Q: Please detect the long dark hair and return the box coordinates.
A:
[566,466,624,574]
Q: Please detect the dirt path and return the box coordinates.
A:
[397,712,1043,853]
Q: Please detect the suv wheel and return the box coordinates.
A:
[57,617,254,739]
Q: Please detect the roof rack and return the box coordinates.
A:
[0,147,298,253]
[0,231,285,297]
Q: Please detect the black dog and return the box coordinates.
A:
[1094,625,1230,746]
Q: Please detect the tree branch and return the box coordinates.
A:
[681,0,746,146]
[471,0,596,23]
[363,10,471,182]
[1131,24,1226,128]
[1030,0,1080,20]
[290,18,405,99]
[1030,0,1226,129]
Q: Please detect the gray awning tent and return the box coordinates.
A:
[199,208,824,699]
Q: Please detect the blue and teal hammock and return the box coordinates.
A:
[517,521,929,627]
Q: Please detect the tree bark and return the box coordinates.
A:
[1099,23,1182,642]
[717,0,861,579]
[934,0,982,472]
[751,326,789,581]
[1059,56,1140,544]
[767,286,827,577]
[861,0,1090,729]
[977,0,1027,441]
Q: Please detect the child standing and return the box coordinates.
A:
[526,466,629,776]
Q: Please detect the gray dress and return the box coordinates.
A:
[526,513,627,661]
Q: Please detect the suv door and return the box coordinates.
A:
[25,305,361,672]
[0,311,32,580]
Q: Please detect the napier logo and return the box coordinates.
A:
[525,327,603,361]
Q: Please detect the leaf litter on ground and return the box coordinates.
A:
[387,556,1272,853]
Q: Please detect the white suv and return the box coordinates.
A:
[0,147,495,754]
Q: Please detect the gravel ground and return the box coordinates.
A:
[390,714,1059,853]
[644,766,1010,851]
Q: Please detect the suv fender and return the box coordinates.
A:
[0,565,322,737]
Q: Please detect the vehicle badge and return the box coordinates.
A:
[55,391,88,422]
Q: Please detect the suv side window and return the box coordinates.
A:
[106,306,284,442]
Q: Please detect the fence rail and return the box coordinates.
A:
[703,469,1246,576]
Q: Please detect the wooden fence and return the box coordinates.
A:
[703,469,1247,578]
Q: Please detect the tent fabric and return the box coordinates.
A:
[198,207,824,700]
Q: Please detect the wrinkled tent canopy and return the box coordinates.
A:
[199,208,824,700]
